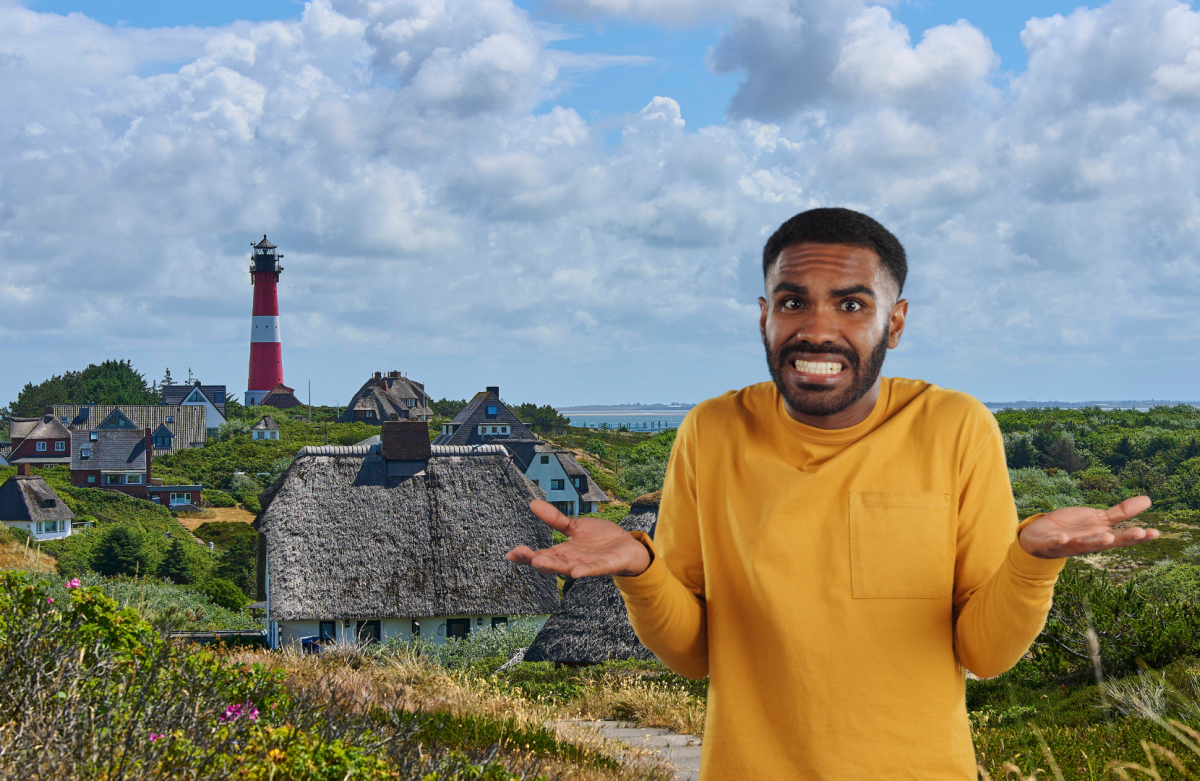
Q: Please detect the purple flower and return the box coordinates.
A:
[149,733,163,742]
[65,579,81,589]
[45,597,54,605]
[219,702,259,724]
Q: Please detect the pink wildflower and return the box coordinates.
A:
[45,597,54,605]
[219,702,259,724]
[149,733,163,742]
[65,579,81,589]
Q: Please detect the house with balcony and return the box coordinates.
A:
[0,465,75,540]
[69,426,201,507]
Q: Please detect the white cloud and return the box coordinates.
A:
[4,0,1200,404]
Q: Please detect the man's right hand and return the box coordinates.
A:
[505,499,651,578]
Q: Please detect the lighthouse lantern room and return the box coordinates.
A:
[246,235,285,406]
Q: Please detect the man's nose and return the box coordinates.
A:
[796,304,841,346]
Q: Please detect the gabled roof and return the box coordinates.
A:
[151,424,174,439]
[0,476,75,523]
[8,417,40,441]
[252,415,280,431]
[254,235,276,249]
[432,391,539,446]
[258,446,557,622]
[161,383,228,418]
[53,405,206,455]
[554,452,609,503]
[260,383,302,410]
[71,430,147,471]
[524,494,660,664]
[98,408,138,430]
[12,414,71,443]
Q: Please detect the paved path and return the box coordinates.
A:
[557,719,702,780]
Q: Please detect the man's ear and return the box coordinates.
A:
[758,296,769,337]
[888,298,908,349]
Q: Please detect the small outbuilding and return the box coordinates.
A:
[256,420,559,649]
[251,415,281,441]
[523,491,661,665]
[0,466,75,540]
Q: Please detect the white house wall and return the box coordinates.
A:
[2,520,70,540]
[180,395,227,430]
[523,456,579,514]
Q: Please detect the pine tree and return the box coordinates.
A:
[160,539,194,584]
[186,367,194,384]
[162,368,173,388]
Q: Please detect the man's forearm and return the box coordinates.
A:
[614,532,710,680]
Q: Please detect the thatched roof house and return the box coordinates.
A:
[258,383,302,409]
[339,370,433,424]
[251,415,280,440]
[257,420,558,648]
[0,469,75,540]
[433,387,542,470]
[524,492,660,665]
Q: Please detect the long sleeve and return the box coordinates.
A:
[614,414,709,679]
[951,416,1065,678]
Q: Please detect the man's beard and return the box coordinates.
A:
[763,329,890,417]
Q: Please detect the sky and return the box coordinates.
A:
[4,0,1200,408]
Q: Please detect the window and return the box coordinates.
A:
[81,447,91,459]
[36,522,43,534]
[87,475,96,484]
[411,620,421,637]
[319,621,336,642]
[44,521,56,534]
[60,416,68,424]
[486,405,497,417]
[445,618,470,639]
[36,442,47,452]
[169,493,190,506]
[105,474,121,485]
[355,620,382,644]
[540,455,549,464]
[125,474,143,485]
[551,479,565,491]
[166,416,174,423]
[154,435,172,448]
[55,441,65,452]
[491,617,508,629]
[552,501,575,516]
[89,432,98,441]
[151,495,160,503]
[214,391,225,403]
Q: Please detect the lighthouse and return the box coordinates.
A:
[246,235,284,406]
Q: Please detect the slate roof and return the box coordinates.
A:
[70,430,148,471]
[433,391,540,448]
[254,235,276,249]
[52,405,206,454]
[338,372,433,423]
[256,444,557,622]
[532,444,609,504]
[161,382,228,419]
[0,475,75,524]
[524,493,660,664]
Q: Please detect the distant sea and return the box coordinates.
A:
[558,400,1200,430]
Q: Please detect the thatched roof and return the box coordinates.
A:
[0,475,75,523]
[524,494,659,664]
[251,414,280,431]
[258,444,557,622]
[338,372,432,423]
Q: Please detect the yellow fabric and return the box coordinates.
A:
[614,377,1064,780]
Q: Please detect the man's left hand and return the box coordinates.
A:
[1018,495,1159,559]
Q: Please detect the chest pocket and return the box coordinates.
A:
[849,491,953,599]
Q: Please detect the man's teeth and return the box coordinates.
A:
[794,359,843,375]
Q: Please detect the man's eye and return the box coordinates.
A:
[841,300,863,312]
[783,299,805,310]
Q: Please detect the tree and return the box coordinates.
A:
[1106,436,1136,471]
[93,525,153,577]
[1004,433,1038,469]
[512,403,571,434]
[10,360,160,417]
[159,539,209,585]
[429,398,468,419]
[162,368,173,388]
[1041,435,1086,473]
[215,536,258,599]
[186,367,194,384]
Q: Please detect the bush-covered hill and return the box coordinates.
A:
[6,359,160,418]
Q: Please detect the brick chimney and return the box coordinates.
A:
[381,420,431,461]
[144,427,153,485]
[374,371,382,379]
[17,463,30,477]
[486,386,499,397]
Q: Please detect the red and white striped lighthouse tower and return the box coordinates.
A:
[246,235,284,406]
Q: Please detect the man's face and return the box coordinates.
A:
[759,243,907,421]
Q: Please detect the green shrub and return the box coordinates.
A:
[92,524,154,577]
[1009,467,1084,515]
[215,536,257,599]
[193,521,257,549]
[382,617,544,670]
[242,493,262,514]
[198,577,249,611]
[202,489,236,508]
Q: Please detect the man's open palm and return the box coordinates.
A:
[505,499,651,578]
[1019,495,1159,558]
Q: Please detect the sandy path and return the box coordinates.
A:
[178,506,257,532]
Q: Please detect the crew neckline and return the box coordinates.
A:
[775,377,894,445]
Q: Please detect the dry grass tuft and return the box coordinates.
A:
[571,672,706,738]
[223,646,675,781]
[0,541,56,574]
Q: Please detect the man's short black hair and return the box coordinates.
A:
[762,208,907,294]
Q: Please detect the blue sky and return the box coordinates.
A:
[5,0,1200,408]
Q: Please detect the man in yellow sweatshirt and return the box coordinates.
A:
[506,207,1159,779]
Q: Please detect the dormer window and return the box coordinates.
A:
[81,447,91,459]
[166,416,174,423]
[89,432,98,441]
[214,391,225,403]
